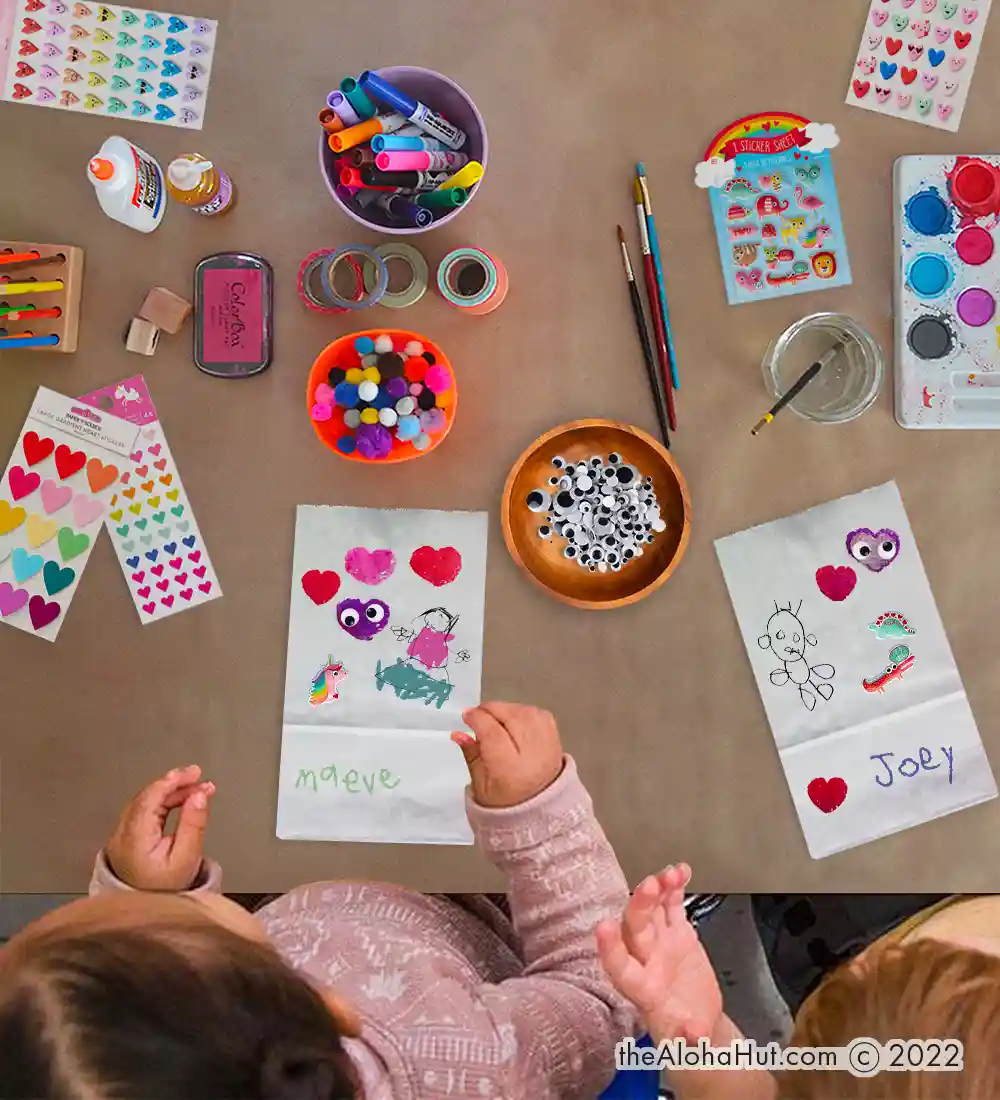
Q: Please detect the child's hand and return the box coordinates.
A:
[452,702,564,808]
[106,765,216,892]
[596,864,723,1045]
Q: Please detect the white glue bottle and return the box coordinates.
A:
[86,135,166,232]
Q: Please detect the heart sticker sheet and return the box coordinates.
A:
[277,505,488,845]
[696,112,852,305]
[0,0,217,129]
[847,0,993,131]
[715,481,996,859]
[76,374,221,623]
[0,387,138,641]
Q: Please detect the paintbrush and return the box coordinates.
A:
[616,225,671,449]
[751,341,845,435]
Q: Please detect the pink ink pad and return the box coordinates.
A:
[955,226,995,266]
[194,252,273,378]
[956,287,996,328]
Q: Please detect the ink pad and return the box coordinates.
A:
[194,252,274,378]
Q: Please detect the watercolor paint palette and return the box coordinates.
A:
[847,0,993,133]
[894,155,1000,428]
[696,113,853,305]
[0,0,216,129]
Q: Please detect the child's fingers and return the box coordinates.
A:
[657,863,692,926]
[133,765,203,819]
[596,920,648,1001]
[168,788,210,873]
[462,706,515,764]
[622,876,663,963]
[451,731,484,782]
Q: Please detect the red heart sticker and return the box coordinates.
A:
[886,36,902,54]
[25,0,44,8]
[12,81,33,96]
[900,66,918,84]
[409,545,462,587]
[853,78,871,98]
[54,443,86,481]
[301,568,341,605]
[815,565,857,602]
[18,40,38,55]
[808,777,847,813]
[22,430,55,466]
[15,61,35,77]
[955,30,971,48]
[22,17,41,31]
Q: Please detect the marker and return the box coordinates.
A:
[416,187,468,210]
[371,133,447,153]
[360,167,450,190]
[358,71,467,150]
[339,76,377,121]
[318,107,345,134]
[349,146,376,168]
[375,193,433,228]
[0,280,64,296]
[326,90,360,127]
[434,160,484,192]
[328,111,408,153]
[0,333,60,348]
[374,149,469,173]
[339,166,395,192]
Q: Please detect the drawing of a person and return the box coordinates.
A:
[407,608,458,673]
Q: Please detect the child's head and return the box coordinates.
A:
[779,938,1000,1099]
[0,892,359,1099]
[421,607,457,633]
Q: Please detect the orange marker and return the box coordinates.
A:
[328,111,409,153]
[319,107,345,134]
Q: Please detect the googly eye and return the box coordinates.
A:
[563,464,577,477]
[547,476,560,488]
[603,534,616,548]
[575,474,593,491]
[526,489,550,513]
[589,456,602,468]
[601,467,617,482]
[615,464,640,486]
[551,455,566,469]
[339,607,360,628]
[553,491,576,513]
[850,541,873,562]
[564,545,577,559]
[572,487,586,499]
[365,602,387,623]
[579,501,593,515]
[562,525,577,541]
[623,548,635,560]
[537,525,552,540]
[558,476,573,492]
[591,546,605,562]
[877,538,898,561]
[608,452,622,465]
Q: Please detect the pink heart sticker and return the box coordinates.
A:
[872,8,889,24]
[28,594,60,630]
[815,565,857,602]
[344,546,397,585]
[0,582,30,617]
[193,565,206,578]
[198,581,212,594]
[898,92,913,108]
[40,62,58,77]
[40,478,73,514]
[188,550,201,563]
[180,588,193,600]
[147,443,162,456]
[72,493,104,526]
[130,450,143,462]
[137,585,151,598]
[161,595,174,608]
[131,571,145,583]
[950,56,966,70]
[142,601,156,614]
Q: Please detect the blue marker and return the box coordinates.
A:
[358,71,467,150]
[372,133,446,153]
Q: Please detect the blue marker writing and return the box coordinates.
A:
[358,71,467,150]
[870,745,954,788]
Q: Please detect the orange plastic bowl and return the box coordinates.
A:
[306,329,457,463]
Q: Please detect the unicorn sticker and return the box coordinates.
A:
[309,654,347,706]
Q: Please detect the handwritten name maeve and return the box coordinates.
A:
[871,746,954,789]
[296,764,401,796]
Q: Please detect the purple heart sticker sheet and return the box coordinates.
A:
[846,0,993,132]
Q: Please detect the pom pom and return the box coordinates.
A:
[353,335,375,355]
[333,382,360,408]
[374,334,393,354]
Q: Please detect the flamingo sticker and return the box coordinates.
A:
[795,185,825,212]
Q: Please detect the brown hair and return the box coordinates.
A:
[0,911,359,1099]
[778,938,1000,1100]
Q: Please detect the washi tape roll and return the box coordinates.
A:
[436,247,508,315]
[298,248,366,314]
[362,243,429,309]
[320,244,389,310]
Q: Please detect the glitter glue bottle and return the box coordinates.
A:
[165,153,237,217]
[87,135,166,233]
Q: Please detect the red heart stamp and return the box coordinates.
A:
[409,545,462,587]
[815,565,857,602]
[853,78,871,97]
[301,568,341,605]
[807,777,847,813]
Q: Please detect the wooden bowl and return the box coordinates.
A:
[307,328,456,464]
[501,420,691,609]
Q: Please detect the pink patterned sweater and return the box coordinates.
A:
[90,757,638,1098]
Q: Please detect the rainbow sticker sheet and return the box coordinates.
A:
[0,0,217,129]
[847,0,993,133]
[696,113,853,306]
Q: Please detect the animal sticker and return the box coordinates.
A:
[812,251,837,278]
[801,222,832,249]
[758,171,783,192]
[847,527,900,572]
[758,600,835,711]
[780,216,807,242]
[757,194,790,218]
[794,185,825,212]
[869,611,916,640]
[309,654,347,705]
[735,269,763,292]
[764,246,795,269]
[863,645,915,693]
[725,177,760,195]
[727,203,751,221]
[732,242,759,267]
[796,164,821,184]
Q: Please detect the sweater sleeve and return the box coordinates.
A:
[464,756,639,1098]
[88,850,224,896]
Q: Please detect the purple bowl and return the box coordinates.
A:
[319,66,488,235]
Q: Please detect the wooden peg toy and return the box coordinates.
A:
[0,240,84,353]
[138,286,192,335]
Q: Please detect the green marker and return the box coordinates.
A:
[340,76,377,121]
[416,187,468,210]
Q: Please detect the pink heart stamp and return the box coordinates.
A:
[872,8,889,24]
[0,582,30,618]
[909,42,925,59]
[867,33,883,48]
[40,478,73,514]
[72,493,104,526]
[815,565,857,602]
[898,92,913,108]
[344,546,396,585]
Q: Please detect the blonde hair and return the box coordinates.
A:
[778,938,1000,1099]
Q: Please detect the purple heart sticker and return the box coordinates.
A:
[36,85,56,101]
[42,40,61,55]
[179,107,198,124]
[189,39,209,55]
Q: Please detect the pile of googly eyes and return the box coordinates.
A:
[525,453,666,572]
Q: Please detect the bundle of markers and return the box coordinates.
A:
[320,71,484,228]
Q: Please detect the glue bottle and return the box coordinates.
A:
[165,153,237,217]
[86,135,166,233]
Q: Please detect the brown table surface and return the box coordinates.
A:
[3,0,1000,894]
